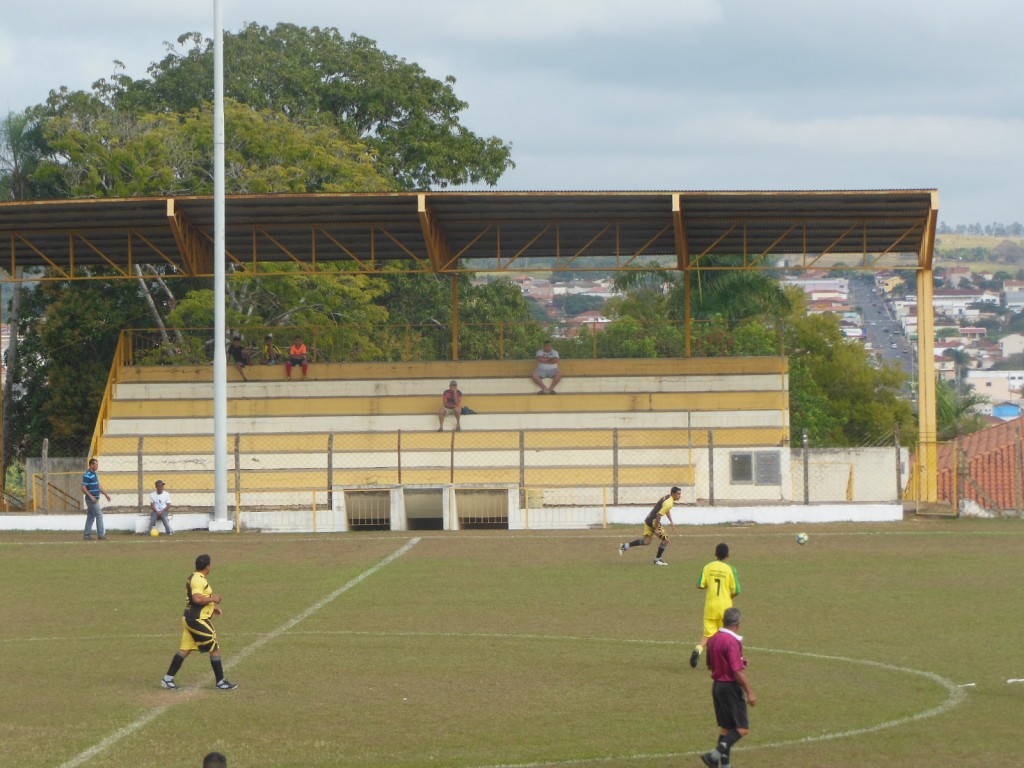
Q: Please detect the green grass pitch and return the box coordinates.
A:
[2,517,1021,768]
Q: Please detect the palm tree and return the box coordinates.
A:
[612,259,792,323]
[942,346,972,395]
[935,377,988,440]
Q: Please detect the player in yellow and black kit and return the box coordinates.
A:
[690,542,740,669]
[619,486,681,565]
[160,553,238,690]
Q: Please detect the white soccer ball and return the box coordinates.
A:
[796,532,809,545]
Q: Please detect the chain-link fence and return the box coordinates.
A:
[26,426,908,526]
[122,318,786,366]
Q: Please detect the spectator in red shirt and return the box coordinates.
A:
[285,336,308,380]
[701,607,756,768]
[438,380,463,432]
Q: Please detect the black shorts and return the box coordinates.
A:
[711,680,749,730]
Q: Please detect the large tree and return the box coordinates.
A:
[35,96,394,197]
[9,277,150,459]
[784,312,915,446]
[0,23,521,461]
[108,23,514,190]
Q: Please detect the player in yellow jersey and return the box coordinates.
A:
[619,486,681,565]
[690,542,740,669]
[160,554,238,690]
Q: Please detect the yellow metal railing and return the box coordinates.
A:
[117,319,785,367]
[89,331,131,461]
[31,473,81,513]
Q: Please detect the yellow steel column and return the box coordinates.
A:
[915,193,940,503]
[917,270,938,501]
[451,273,460,361]
[671,194,692,357]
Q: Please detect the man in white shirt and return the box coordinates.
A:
[149,480,174,535]
[531,340,563,394]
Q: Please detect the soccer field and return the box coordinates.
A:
[2,518,1021,768]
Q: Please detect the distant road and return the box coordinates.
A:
[850,279,914,377]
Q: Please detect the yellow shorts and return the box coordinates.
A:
[180,615,219,654]
[643,523,667,540]
[703,614,725,639]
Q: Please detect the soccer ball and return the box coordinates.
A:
[796,532,809,545]
[150,528,160,537]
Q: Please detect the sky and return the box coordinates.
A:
[1,0,1021,225]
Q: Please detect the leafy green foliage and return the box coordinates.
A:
[10,276,153,458]
[37,97,394,197]
[112,23,514,190]
[606,267,913,445]
[457,279,545,360]
[553,294,606,317]
[0,111,56,201]
[1,27,519,459]
[935,378,989,440]
[167,267,392,362]
[784,313,915,446]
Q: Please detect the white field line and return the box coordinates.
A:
[90,627,959,768]
[244,630,963,768]
[5,526,1024,554]
[227,536,420,670]
[45,624,963,768]
[51,706,174,768]
[54,537,421,768]
[468,643,966,768]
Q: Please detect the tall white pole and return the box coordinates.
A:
[211,0,229,527]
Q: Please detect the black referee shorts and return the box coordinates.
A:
[711,680,749,730]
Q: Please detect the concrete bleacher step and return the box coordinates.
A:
[120,356,788,385]
[114,372,787,399]
[102,410,786,437]
[106,389,785,420]
[91,357,788,515]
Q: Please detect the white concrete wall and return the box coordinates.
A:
[790,447,907,503]
[0,501,902,533]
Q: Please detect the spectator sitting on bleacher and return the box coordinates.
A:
[286,336,308,380]
[227,336,251,381]
[261,334,282,365]
[532,339,562,394]
[438,380,463,431]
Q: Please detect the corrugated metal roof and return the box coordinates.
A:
[0,189,938,278]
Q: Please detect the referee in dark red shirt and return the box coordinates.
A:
[701,607,757,768]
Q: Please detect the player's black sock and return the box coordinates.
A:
[720,729,742,757]
[628,539,645,548]
[166,652,186,678]
[211,656,225,682]
[655,544,666,559]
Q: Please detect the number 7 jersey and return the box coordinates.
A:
[697,559,740,618]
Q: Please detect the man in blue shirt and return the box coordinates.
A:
[82,458,111,540]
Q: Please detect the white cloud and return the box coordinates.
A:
[0,0,1020,223]
[431,0,724,41]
